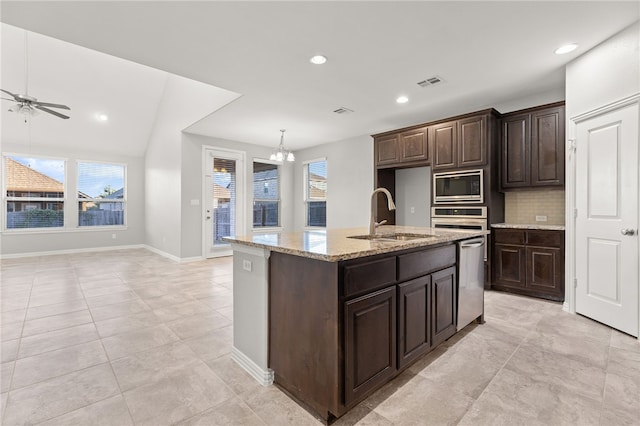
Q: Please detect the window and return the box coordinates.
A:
[3,155,65,229]
[253,161,280,228]
[304,159,327,227]
[77,162,126,227]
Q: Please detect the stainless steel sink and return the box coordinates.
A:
[348,233,435,241]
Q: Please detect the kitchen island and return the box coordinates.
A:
[225,226,487,422]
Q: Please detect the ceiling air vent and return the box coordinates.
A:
[333,107,354,114]
[417,76,444,88]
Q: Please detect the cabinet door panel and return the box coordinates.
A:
[375,135,400,166]
[494,244,526,288]
[398,276,431,369]
[400,128,429,163]
[531,107,565,186]
[431,266,457,347]
[344,286,396,405]
[526,247,564,297]
[432,121,457,169]
[501,114,530,188]
[459,116,486,167]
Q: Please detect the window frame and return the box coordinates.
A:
[2,153,67,232]
[303,157,327,229]
[76,160,127,228]
[252,158,282,232]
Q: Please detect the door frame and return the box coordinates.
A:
[202,145,246,258]
[566,93,640,338]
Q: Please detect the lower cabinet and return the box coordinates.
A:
[269,243,460,422]
[431,266,457,347]
[344,286,396,405]
[397,275,431,369]
[492,228,564,301]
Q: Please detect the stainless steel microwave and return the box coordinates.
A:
[433,169,483,204]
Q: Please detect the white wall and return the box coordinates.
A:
[395,166,431,227]
[0,142,145,256]
[564,21,640,310]
[293,135,373,231]
[144,74,239,260]
[180,133,295,259]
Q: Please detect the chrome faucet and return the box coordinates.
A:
[370,188,396,236]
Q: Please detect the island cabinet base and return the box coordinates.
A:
[268,243,459,422]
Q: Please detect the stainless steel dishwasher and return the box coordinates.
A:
[457,237,485,331]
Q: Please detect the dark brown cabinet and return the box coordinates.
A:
[432,115,487,170]
[500,102,565,190]
[374,127,428,167]
[269,242,459,421]
[397,276,431,369]
[345,286,396,405]
[431,266,457,346]
[492,228,564,301]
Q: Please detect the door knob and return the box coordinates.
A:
[621,228,636,236]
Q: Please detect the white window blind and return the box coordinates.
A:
[77,162,126,227]
[4,155,65,229]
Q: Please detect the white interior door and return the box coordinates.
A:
[203,148,245,258]
[575,101,639,337]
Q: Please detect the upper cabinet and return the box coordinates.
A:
[374,127,429,167]
[432,115,488,170]
[500,102,565,191]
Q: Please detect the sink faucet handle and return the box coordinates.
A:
[375,220,388,228]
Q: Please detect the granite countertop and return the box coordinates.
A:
[224,225,488,262]
[492,223,565,231]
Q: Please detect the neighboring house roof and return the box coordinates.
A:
[6,158,63,193]
[309,172,327,199]
[214,183,231,200]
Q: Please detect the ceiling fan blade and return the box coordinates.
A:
[0,89,18,100]
[35,105,70,119]
[1,97,15,102]
[34,101,70,110]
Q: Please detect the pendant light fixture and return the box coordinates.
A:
[269,129,295,162]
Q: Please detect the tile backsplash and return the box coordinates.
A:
[504,190,565,225]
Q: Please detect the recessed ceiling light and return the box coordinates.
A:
[97,113,108,122]
[396,96,409,104]
[554,43,578,55]
[310,55,327,65]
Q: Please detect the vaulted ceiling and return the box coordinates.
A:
[1,1,638,155]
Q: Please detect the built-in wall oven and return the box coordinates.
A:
[431,206,487,260]
[433,169,483,204]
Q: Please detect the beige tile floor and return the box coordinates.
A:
[1,248,639,425]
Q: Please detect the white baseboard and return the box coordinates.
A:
[142,245,204,263]
[231,347,273,386]
[0,244,145,260]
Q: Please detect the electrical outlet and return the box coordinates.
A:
[535,215,548,222]
[112,233,116,239]
[242,259,252,272]
[410,206,415,214]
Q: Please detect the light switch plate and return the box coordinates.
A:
[535,215,548,222]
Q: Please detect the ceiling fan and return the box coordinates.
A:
[1,89,70,120]
[1,30,71,120]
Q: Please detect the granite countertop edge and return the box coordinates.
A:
[225,226,489,262]
[491,223,566,231]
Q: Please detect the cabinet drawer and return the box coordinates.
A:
[397,245,455,281]
[493,229,525,245]
[526,230,563,248]
[343,257,397,298]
